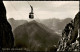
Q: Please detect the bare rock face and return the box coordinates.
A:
[0,1,14,49]
[57,12,79,51]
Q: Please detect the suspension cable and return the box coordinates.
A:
[10,1,24,19]
[27,1,31,6]
[10,1,41,22]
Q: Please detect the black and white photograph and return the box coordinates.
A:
[0,0,79,52]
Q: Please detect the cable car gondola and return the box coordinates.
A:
[29,5,34,19]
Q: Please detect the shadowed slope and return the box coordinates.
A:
[13,20,60,51]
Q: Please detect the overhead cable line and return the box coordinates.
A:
[10,1,24,19]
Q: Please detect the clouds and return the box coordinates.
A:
[3,1,79,20]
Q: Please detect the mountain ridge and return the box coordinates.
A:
[13,20,61,51]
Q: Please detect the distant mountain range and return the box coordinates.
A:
[13,20,60,51]
[41,18,72,35]
[8,18,72,34]
[8,18,27,31]
[8,18,72,51]
[8,18,72,36]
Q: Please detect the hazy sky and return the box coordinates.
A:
[3,1,79,20]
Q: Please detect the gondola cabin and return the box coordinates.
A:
[29,13,34,19]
